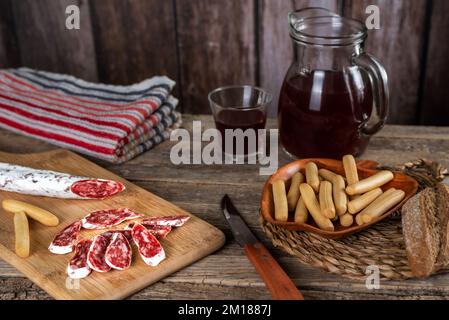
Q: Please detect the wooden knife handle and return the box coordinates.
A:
[244,243,304,300]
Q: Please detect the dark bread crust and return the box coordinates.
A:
[402,184,449,278]
[435,184,449,269]
[402,188,437,278]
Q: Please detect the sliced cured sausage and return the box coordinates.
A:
[102,229,133,242]
[127,223,172,238]
[0,162,124,199]
[71,179,124,199]
[131,223,166,266]
[138,215,190,227]
[86,235,111,273]
[147,225,171,238]
[81,208,143,230]
[105,233,132,270]
[67,239,92,279]
[48,221,82,254]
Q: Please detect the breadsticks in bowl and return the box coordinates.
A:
[268,155,411,234]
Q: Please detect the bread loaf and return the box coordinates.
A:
[402,183,449,278]
[435,184,449,269]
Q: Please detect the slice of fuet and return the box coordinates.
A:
[137,215,190,227]
[131,223,166,266]
[81,208,143,230]
[87,234,111,273]
[126,223,172,238]
[49,221,82,254]
[67,239,92,279]
[105,233,132,270]
[102,229,132,242]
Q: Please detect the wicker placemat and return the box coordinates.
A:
[261,159,449,280]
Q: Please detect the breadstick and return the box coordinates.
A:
[299,183,334,231]
[294,197,308,224]
[355,189,397,225]
[346,170,394,195]
[3,199,59,227]
[342,155,360,200]
[318,169,338,183]
[14,211,30,258]
[361,189,405,223]
[319,181,336,219]
[305,162,320,193]
[287,172,304,211]
[272,180,288,222]
[317,169,347,215]
[347,188,383,214]
[340,214,354,227]
[355,213,364,226]
[332,175,347,216]
[342,155,359,185]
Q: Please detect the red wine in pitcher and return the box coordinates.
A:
[278,69,373,159]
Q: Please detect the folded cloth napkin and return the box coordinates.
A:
[0,68,181,163]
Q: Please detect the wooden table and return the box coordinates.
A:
[1,114,449,300]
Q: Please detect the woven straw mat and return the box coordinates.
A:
[261,159,449,281]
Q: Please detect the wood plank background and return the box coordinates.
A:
[344,0,428,125]
[0,0,447,125]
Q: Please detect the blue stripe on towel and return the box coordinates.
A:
[10,70,170,103]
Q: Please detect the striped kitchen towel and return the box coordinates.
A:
[0,68,182,163]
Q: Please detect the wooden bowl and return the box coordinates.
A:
[260,159,419,239]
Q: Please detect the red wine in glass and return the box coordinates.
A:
[214,108,267,156]
[209,86,271,158]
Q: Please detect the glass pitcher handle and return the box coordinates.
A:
[353,53,389,135]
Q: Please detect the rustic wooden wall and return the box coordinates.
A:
[176,0,256,114]
[12,0,98,81]
[419,0,449,125]
[0,0,447,125]
[0,0,20,68]
[259,0,339,117]
[344,0,428,125]
[89,0,178,86]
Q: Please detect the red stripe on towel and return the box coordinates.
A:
[0,69,177,163]
[0,115,116,154]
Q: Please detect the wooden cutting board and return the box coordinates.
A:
[0,149,225,300]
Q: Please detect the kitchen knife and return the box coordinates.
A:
[221,194,304,300]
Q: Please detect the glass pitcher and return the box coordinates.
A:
[278,8,389,159]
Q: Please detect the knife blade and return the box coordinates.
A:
[221,194,258,247]
[221,195,304,300]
